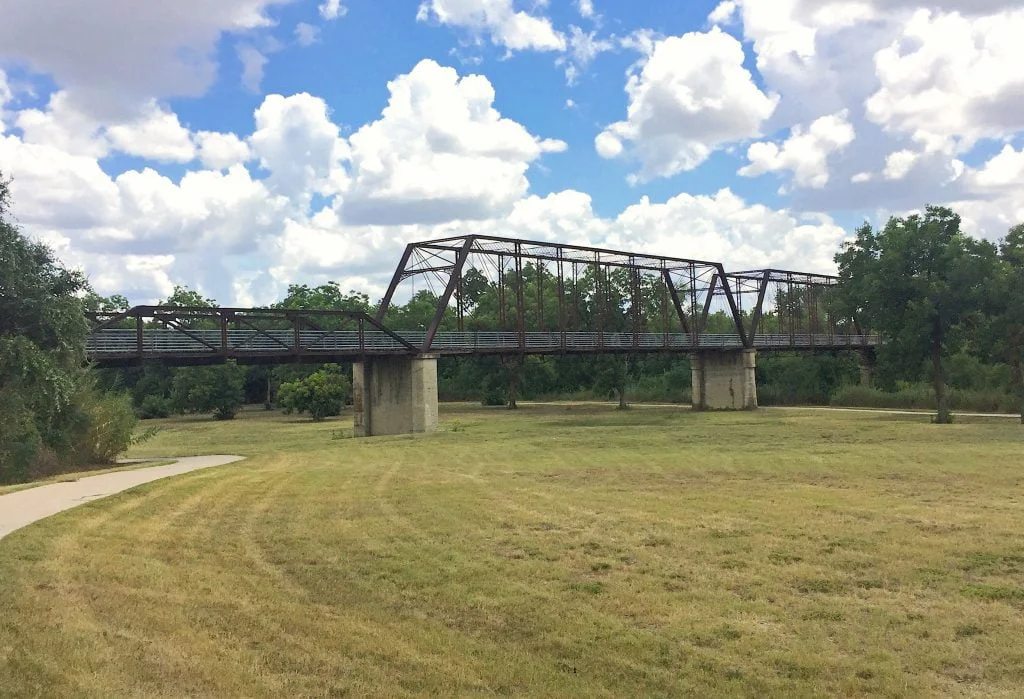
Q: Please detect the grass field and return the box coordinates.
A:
[2,405,1024,697]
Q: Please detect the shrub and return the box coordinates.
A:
[137,394,172,419]
[830,382,1020,414]
[172,361,246,420]
[278,365,351,421]
[78,391,138,464]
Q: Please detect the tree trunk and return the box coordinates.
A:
[931,339,951,424]
[504,357,519,410]
[1011,348,1023,425]
[617,387,628,410]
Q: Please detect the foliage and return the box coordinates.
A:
[277,365,352,421]
[74,387,138,464]
[836,207,999,423]
[0,171,117,481]
[138,394,173,420]
[831,383,1020,414]
[172,361,246,420]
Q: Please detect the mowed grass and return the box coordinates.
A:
[2,406,1024,697]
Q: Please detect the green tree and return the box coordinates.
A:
[277,365,352,421]
[990,225,1024,423]
[172,360,245,420]
[835,207,998,423]
[1,173,136,481]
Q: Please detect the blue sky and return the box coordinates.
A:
[1,0,1023,305]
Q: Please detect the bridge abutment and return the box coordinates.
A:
[691,349,758,411]
[352,355,439,437]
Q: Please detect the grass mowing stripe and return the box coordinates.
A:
[2,405,1024,696]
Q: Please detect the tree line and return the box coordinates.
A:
[3,165,1022,482]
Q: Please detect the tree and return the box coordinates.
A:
[592,355,633,409]
[990,225,1024,423]
[1,172,136,481]
[172,361,245,420]
[277,365,352,421]
[835,207,998,423]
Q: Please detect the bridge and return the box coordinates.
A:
[87,235,879,436]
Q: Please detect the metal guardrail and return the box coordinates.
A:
[87,328,880,365]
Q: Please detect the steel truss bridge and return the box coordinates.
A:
[86,235,879,367]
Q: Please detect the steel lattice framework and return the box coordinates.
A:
[85,235,877,366]
[377,235,866,355]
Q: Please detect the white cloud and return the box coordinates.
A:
[295,22,321,46]
[14,92,108,158]
[237,45,270,94]
[250,92,349,204]
[578,0,595,20]
[865,8,1024,154]
[107,102,196,163]
[417,0,566,52]
[0,69,11,111]
[196,131,252,170]
[708,1,737,25]
[319,0,348,20]
[883,149,919,180]
[0,0,291,118]
[561,26,616,85]
[967,145,1024,191]
[343,59,565,226]
[597,27,779,181]
[851,172,873,183]
[739,111,855,188]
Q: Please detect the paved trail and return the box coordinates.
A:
[0,456,244,541]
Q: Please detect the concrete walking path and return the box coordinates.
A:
[0,455,244,541]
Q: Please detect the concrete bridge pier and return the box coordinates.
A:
[352,354,439,437]
[691,349,758,411]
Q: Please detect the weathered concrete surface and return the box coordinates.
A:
[0,455,244,541]
[353,355,439,437]
[691,349,758,411]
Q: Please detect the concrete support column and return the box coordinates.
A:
[690,349,758,411]
[352,354,439,437]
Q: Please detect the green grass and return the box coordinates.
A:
[2,404,1024,696]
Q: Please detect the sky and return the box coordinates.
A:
[1,0,1023,306]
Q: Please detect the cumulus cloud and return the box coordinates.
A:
[0,0,291,118]
[342,59,566,226]
[416,0,566,52]
[865,8,1024,153]
[14,92,108,158]
[739,111,855,189]
[250,92,349,203]
[196,131,252,170]
[597,27,778,181]
[106,102,196,163]
[883,149,920,181]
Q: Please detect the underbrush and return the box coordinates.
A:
[830,383,1021,414]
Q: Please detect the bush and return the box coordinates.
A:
[77,390,138,464]
[172,361,246,420]
[137,395,172,419]
[830,382,1020,414]
[278,365,351,421]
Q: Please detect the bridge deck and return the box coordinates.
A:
[87,329,879,366]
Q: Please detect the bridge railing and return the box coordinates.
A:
[87,326,881,363]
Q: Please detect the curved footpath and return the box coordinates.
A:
[0,455,244,541]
